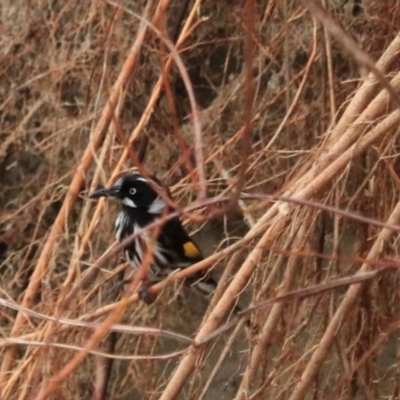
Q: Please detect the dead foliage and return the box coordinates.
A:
[1,0,400,399]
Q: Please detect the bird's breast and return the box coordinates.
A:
[115,210,170,272]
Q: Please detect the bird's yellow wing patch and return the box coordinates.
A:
[183,241,201,259]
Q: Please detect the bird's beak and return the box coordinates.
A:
[88,184,120,199]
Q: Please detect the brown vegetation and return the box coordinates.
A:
[1,0,400,399]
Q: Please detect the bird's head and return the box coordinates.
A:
[89,174,167,214]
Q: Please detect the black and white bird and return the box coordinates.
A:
[89,173,217,303]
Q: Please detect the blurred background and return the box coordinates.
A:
[1,0,400,399]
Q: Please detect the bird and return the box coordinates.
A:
[88,173,217,303]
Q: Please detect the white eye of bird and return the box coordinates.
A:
[129,188,137,196]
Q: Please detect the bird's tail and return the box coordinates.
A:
[187,272,244,318]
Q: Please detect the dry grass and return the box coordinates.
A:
[1,1,400,399]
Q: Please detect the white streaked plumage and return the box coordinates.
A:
[148,196,166,214]
[122,197,137,208]
[135,176,148,183]
[116,209,169,279]
[115,211,129,241]
[90,173,217,300]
